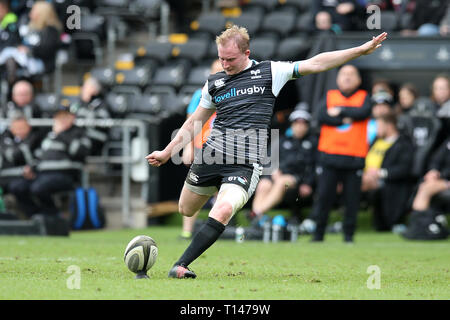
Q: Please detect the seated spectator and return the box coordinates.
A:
[431,74,450,149]
[311,0,365,32]
[0,0,20,52]
[314,11,342,34]
[2,79,40,119]
[70,77,111,155]
[410,136,450,219]
[394,82,419,139]
[367,91,394,145]
[371,78,395,97]
[251,108,317,221]
[0,112,44,194]
[0,1,62,84]
[8,106,92,217]
[395,83,419,116]
[362,112,414,231]
[401,0,448,36]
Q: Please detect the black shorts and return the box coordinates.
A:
[185,163,263,196]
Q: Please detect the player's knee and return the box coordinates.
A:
[210,201,233,224]
[178,203,196,217]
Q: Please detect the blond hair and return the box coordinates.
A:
[215,25,250,53]
[29,1,62,32]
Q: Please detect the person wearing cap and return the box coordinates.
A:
[367,90,395,145]
[7,106,92,217]
[251,107,317,220]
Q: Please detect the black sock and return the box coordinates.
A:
[175,217,225,267]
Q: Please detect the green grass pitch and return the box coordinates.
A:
[0,210,449,300]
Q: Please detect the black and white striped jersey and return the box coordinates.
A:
[198,60,300,165]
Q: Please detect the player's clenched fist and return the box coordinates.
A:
[146,150,170,167]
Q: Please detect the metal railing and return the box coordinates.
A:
[0,117,155,227]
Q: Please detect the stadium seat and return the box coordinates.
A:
[407,113,442,178]
[293,12,314,33]
[278,0,312,14]
[226,12,263,35]
[191,12,227,39]
[186,65,211,87]
[129,0,162,19]
[34,93,60,118]
[249,37,277,61]
[129,93,163,115]
[259,11,297,38]
[274,36,311,61]
[179,85,202,106]
[242,0,279,13]
[70,32,104,67]
[172,38,210,65]
[107,87,141,117]
[88,67,116,88]
[151,64,188,90]
[114,66,150,89]
[134,41,173,65]
[78,13,107,40]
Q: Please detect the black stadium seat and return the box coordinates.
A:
[380,11,399,32]
[226,13,263,35]
[134,41,173,65]
[106,91,133,118]
[34,93,60,117]
[151,64,187,90]
[242,0,279,13]
[250,37,277,61]
[173,38,210,65]
[89,67,115,88]
[114,67,150,89]
[259,11,297,38]
[274,36,311,61]
[193,12,227,39]
[186,65,211,87]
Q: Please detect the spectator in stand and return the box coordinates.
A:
[0,0,21,52]
[361,112,414,231]
[401,0,448,36]
[250,107,317,222]
[8,106,92,217]
[0,112,44,195]
[1,79,40,119]
[367,91,394,145]
[371,78,395,97]
[311,0,366,32]
[395,82,419,116]
[410,137,450,218]
[70,77,111,155]
[440,6,450,36]
[431,74,450,149]
[310,64,372,243]
[394,82,419,138]
[0,1,62,85]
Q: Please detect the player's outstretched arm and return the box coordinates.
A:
[146,105,215,167]
[297,32,387,76]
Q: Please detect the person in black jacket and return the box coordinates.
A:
[70,77,111,155]
[0,0,21,52]
[361,112,414,231]
[411,137,450,216]
[0,1,62,84]
[251,108,317,219]
[1,80,41,119]
[0,112,44,194]
[8,106,92,217]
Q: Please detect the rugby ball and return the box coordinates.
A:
[124,235,158,278]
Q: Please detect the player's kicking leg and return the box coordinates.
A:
[168,183,249,279]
